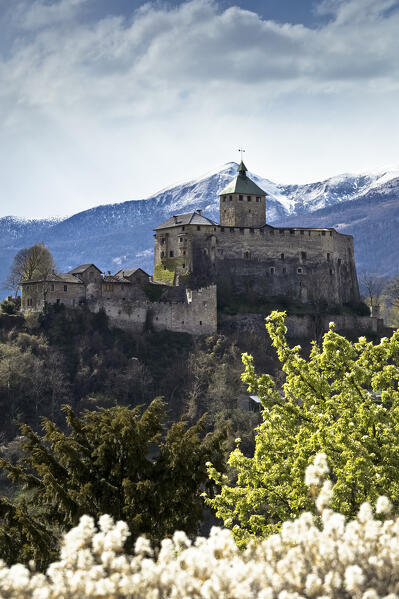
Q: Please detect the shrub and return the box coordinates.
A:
[0,455,399,598]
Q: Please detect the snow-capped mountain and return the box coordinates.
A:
[1,162,399,294]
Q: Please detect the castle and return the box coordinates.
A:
[20,162,362,336]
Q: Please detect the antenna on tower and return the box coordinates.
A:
[238,147,246,161]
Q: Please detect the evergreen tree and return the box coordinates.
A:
[0,398,227,568]
[206,311,399,546]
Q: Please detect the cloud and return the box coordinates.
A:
[1,0,399,217]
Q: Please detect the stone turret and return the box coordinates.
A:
[219,161,267,227]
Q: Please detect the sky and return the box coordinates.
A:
[0,0,399,219]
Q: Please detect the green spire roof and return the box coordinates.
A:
[220,162,267,196]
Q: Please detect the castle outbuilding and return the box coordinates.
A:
[153,161,360,307]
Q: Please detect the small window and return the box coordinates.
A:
[248,209,251,213]
[183,251,186,255]
[283,267,287,274]
[56,299,60,304]
[250,228,254,233]
[327,253,330,261]
[181,225,185,231]
[247,195,251,202]
[239,195,243,201]
[179,237,183,242]
[329,231,332,237]
[239,227,244,234]
[270,267,275,274]
[170,250,174,257]
[245,251,250,259]
[181,320,184,324]
[230,227,234,232]
[256,196,261,202]
[197,225,200,231]
[300,230,304,235]
[301,251,307,260]
[338,258,342,266]
[330,269,333,275]
[223,197,226,202]
[182,263,186,268]
[64,285,68,292]
[221,227,225,232]
[281,253,285,260]
[161,251,165,258]
[297,267,303,274]
[290,230,295,235]
[200,321,202,326]
[322,231,326,236]
[229,195,233,201]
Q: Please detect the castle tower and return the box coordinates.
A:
[219,161,267,227]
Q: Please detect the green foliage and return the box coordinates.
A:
[206,311,399,546]
[0,398,227,568]
[153,263,175,285]
[0,299,17,315]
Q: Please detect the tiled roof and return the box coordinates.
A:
[103,275,130,283]
[114,268,149,279]
[69,264,101,274]
[20,272,84,284]
[155,212,216,230]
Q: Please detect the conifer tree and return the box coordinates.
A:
[0,398,227,568]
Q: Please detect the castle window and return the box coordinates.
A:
[239,195,243,201]
[256,197,261,202]
[281,253,285,260]
[290,230,295,235]
[297,267,303,274]
[170,250,174,257]
[222,197,226,202]
[229,195,233,201]
[181,226,185,231]
[213,227,217,231]
[197,226,200,231]
[301,251,307,260]
[248,209,251,214]
[56,299,60,304]
[27,298,32,307]
[179,237,183,242]
[161,238,165,244]
[308,231,311,236]
[247,196,251,201]
[327,253,330,261]
[250,228,254,234]
[221,227,225,232]
[245,251,250,259]
[181,321,184,324]
[338,258,342,266]
[161,251,165,258]
[330,269,333,275]
[322,231,326,236]
[182,264,186,268]
[64,285,68,292]
[200,321,202,326]
[183,251,186,255]
[230,227,234,232]
[283,267,287,274]
[270,267,275,274]
[329,231,332,236]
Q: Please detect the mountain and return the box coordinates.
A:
[1,162,399,294]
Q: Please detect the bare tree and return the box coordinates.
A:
[383,276,399,310]
[360,272,388,315]
[5,243,56,296]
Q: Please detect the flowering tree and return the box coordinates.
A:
[0,398,227,568]
[206,311,399,546]
[0,454,399,598]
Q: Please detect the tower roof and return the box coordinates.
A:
[220,163,267,196]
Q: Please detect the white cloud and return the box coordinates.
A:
[1,0,399,217]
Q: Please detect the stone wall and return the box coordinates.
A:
[220,312,388,340]
[21,281,85,311]
[154,221,359,306]
[88,285,217,336]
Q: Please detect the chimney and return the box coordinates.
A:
[173,215,178,223]
[197,209,202,216]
